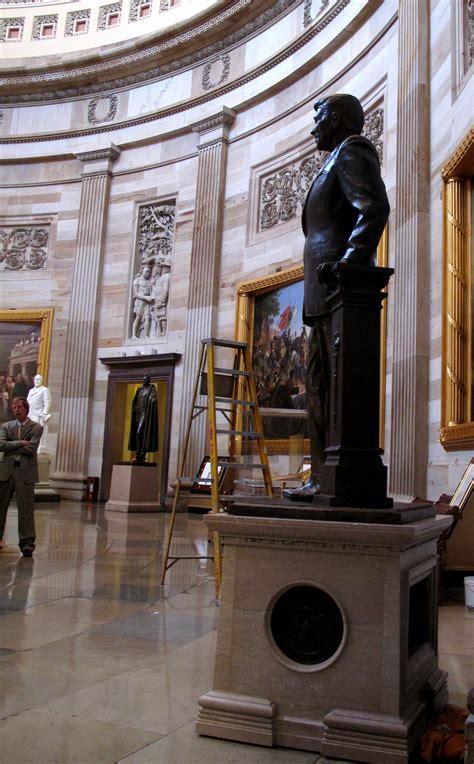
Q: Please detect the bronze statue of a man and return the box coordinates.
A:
[128,375,158,463]
[288,94,390,501]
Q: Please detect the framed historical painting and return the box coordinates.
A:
[440,128,474,450]
[0,310,54,410]
[235,264,309,454]
[235,233,389,455]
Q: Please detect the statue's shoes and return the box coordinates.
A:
[283,479,321,502]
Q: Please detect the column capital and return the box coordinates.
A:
[75,144,121,176]
[192,107,236,148]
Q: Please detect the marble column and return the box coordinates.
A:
[178,107,235,476]
[389,1,430,501]
[51,145,120,500]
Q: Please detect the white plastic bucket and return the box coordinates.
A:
[464,577,474,611]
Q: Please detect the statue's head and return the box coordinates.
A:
[34,374,43,387]
[143,375,151,385]
[311,94,365,152]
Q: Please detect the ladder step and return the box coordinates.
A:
[213,367,250,377]
[202,337,247,349]
[215,396,256,405]
[218,461,270,470]
[216,428,262,438]
[177,475,212,483]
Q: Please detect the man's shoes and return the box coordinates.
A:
[283,479,321,502]
[21,546,34,558]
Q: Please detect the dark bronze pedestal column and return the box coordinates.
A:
[316,263,394,508]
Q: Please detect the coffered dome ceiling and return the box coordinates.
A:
[0,0,302,101]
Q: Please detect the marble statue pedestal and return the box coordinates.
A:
[34,453,61,502]
[197,508,452,763]
[105,463,161,513]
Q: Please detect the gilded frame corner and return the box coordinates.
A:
[440,128,474,451]
[0,308,54,385]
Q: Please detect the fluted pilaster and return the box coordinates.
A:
[52,145,120,499]
[389,0,430,500]
[179,108,235,474]
[444,177,468,425]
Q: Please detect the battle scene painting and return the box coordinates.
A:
[252,279,309,439]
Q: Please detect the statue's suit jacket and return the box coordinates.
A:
[302,135,390,321]
[0,418,43,484]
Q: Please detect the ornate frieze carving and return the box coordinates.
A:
[0,17,24,42]
[65,9,91,37]
[32,14,57,41]
[303,0,330,27]
[202,54,231,91]
[0,225,48,271]
[88,95,118,125]
[98,2,122,31]
[129,201,176,340]
[259,151,325,231]
[362,106,384,165]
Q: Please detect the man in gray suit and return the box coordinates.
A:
[0,397,43,556]
[288,94,390,500]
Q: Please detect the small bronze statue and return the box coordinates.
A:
[287,94,390,501]
[128,375,158,463]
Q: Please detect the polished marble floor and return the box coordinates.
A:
[0,501,472,763]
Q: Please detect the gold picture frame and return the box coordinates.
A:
[235,229,389,454]
[0,308,54,385]
[440,128,474,450]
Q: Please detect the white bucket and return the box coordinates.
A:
[464,577,474,611]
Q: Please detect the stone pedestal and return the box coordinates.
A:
[105,463,160,513]
[197,509,452,763]
[34,453,61,502]
[318,264,393,508]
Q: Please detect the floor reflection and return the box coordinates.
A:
[0,500,471,763]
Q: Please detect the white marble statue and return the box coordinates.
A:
[27,374,52,453]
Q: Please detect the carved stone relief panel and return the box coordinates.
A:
[202,54,231,91]
[362,106,384,166]
[128,200,176,341]
[0,224,49,271]
[259,151,325,231]
[65,9,91,37]
[88,94,118,125]
[32,15,58,40]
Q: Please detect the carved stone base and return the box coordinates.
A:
[196,510,452,763]
[35,453,61,502]
[105,463,161,512]
[196,691,276,746]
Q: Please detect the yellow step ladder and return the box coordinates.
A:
[160,337,273,596]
